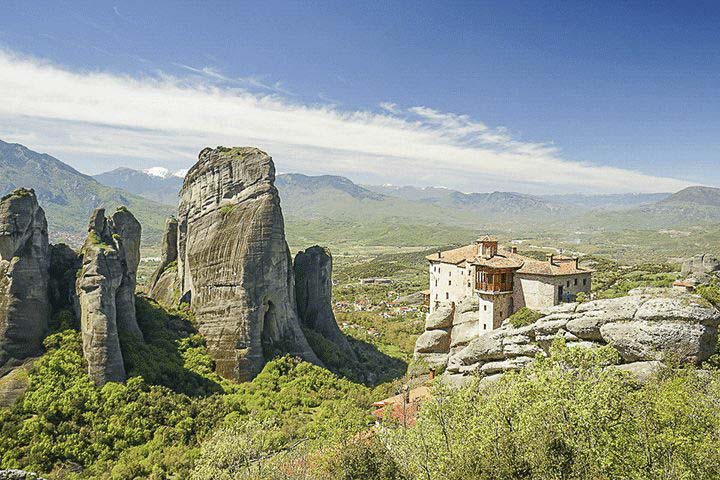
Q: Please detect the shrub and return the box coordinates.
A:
[697,283,720,307]
[507,307,543,328]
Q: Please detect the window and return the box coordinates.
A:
[499,311,503,318]
[467,282,471,287]
[435,280,437,287]
[574,278,578,286]
[583,279,587,286]
[483,324,487,330]
[446,292,449,300]
[566,280,570,288]
[449,280,452,286]
[483,305,487,311]
[435,294,438,300]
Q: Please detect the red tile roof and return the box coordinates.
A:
[428,244,592,276]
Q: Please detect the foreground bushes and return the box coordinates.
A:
[383,343,720,480]
[187,342,720,480]
[5,296,720,479]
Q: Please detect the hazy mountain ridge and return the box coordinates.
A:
[93,167,183,206]
[0,140,174,245]
[88,165,719,245]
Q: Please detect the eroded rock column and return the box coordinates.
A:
[0,189,50,370]
[177,147,320,381]
[294,246,356,359]
[76,208,143,385]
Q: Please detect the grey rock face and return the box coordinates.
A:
[565,296,643,341]
[681,253,720,281]
[176,147,320,381]
[611,361,664,384]
[76,208,143,385]
[110,209,143,340]
[0,470,45,480]
[436,289,720,382]
[48,243,81,313]
[0,189,50,370]
[415,330,451,353]
[148,217,181,307]
[446,332,505,373]
[0,357,37,407]
[425,303,453,330]
[600,321,715,363]
[294,246,355,358]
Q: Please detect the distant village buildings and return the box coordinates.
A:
[427,236,592,331]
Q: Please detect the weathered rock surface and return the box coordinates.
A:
[0,470,45,480]
[600,320,715,363]
[48,243,81,313]
[432,289,720,381]
[682,253,720,281]
[0,357,36,407]
[0,189,50,370]
[148,216,180,306]
[110,209,143,340]
[176,147,320,381]
[425,303,453,330]
[294,246,355,358]
[415,329,451,353]
[76,208,143,385]
[611,360,664,384]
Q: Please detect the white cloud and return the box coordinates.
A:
[0,49,695,193]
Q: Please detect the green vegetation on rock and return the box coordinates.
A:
[507,307,543,328]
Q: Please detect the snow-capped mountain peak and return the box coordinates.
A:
[143,167,188,179]
[143,167,171,178]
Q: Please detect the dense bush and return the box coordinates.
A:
[0,298,375,479]
[697,282,720,307]
[507,307,542,328]
[380,341,720,480]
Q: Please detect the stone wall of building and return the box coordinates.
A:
[478,293,513,332]
[428,262,473,312]
[513,273,591,311]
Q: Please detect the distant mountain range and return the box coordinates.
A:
[94,167,184,205]
[90,163,720,236]
[5,141,717,249]
[0,140,174,246]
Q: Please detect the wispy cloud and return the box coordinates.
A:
[379,102,401,114]
[173,63,294,96]
[0,49,695,193]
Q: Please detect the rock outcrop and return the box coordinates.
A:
[294,246,355,359]
[148,216,180,306]
[681,253,720,282]
[0,189,50,371]
[176,147,320,381]
[0,470,46,480]
[416,288,720,386]
[76,208,143,385]
[48,243,81,313]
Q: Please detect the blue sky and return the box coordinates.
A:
[0,1,718,193]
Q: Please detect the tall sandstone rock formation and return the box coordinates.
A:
[76,208,143,385]
[148,216,180,306]
[175,147,320,381]
[0,189,50,370]
[294,246,356,359]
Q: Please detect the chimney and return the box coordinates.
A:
[429,368,436,380]
[511,246,518,254]
[574,257,579,269]
[547,253,554,264]
[437,251,441,258]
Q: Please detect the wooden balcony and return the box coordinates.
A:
[475,281,513,293]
